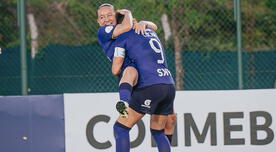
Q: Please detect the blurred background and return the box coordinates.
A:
[0,0,275,96]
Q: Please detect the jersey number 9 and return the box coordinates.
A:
[149,38,165,64]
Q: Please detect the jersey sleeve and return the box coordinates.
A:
[97,25,116,42]
[97,25,117,62]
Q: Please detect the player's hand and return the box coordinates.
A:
[133,21,147,35]
[133,18,138,25]
[116,101,129,118]
[116,9,131,15]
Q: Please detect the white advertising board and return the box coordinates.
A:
[64,89,276,152]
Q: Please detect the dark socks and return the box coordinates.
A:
[113,121,131,152]
[119,83,133,103]
[166,134,173,144]
[151,129,171,152]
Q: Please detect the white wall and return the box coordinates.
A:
[64,89,276,152]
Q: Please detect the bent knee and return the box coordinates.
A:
[124,67,138,77]
[168,114,177,125]
[165,114,177,129]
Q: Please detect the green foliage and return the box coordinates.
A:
[1,0,275,51]
[0,0,18,47]
[266,0,276,10]
[30,0,60,9]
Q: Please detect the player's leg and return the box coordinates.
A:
[119,66,138,102]
[150,114,171,152]
[114,67,140,152]
[150,84,175,151]
[116,66,138,117]
[165,113,177,144]
[113,107,144,152]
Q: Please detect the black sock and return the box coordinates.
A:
[119,83,133,102]
[166,134,173,144]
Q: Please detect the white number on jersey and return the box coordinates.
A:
[149,38,165,64]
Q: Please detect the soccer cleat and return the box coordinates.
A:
[116,101,129,118]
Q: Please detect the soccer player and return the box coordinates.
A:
[97,4,146,115]
[97,4,176,151]
[111,27,175,152]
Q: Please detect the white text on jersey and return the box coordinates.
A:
[157,68,172,77]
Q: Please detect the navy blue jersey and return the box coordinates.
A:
[97,25,135,77]
[97,25,116,61]
[115,29,175,88]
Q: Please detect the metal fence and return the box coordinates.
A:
[0,0,275,95]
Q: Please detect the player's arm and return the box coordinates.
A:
[112,47,125,76]
[112,58,124,76]
[112,9,133,39]
[133,20,158,34]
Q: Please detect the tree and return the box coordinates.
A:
[165,0,186,90]
[0,0,18,47]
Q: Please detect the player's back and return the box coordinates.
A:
[116,29,174,88]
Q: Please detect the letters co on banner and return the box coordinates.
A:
[64,89,276,152]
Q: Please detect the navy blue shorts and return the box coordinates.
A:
[129,84,175,115]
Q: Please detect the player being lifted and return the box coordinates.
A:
[97,4,176,151]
